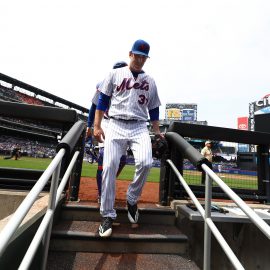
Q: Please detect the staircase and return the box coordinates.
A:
[47,202,199,269]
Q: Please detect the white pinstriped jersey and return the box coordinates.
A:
[91,90,99,105]
[98,66,161,121]
[92,87,110,119]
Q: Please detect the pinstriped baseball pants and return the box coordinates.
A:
[100,119,153,219]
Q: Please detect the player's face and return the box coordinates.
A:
[129,53,148,72]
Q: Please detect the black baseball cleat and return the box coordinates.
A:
[99,217,113,237]
[127,201,139,223]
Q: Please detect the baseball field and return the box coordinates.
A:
[0,156,160,182]
[0,156,258,189]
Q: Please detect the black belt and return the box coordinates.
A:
[110,116,144,122]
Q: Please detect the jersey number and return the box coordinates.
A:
[138,94,148,105]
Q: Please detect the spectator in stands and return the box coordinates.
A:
[201,140,213,184]
[0,135,56,158]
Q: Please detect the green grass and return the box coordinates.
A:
[0,156,258,188]
[0,156,160,182]
[0,156,52,170]
[183,170,258,190]
[82,162,160,182]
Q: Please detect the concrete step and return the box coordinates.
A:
[46,252,200,270]
[60,203,176,225]
[50,220,188,255]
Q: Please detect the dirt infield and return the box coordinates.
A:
[78,177,159,204]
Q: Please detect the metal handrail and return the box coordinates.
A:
[0,149,80,270]
[19,151,80,270]
[167,159,270,270]
[0,149,81,270]
[202,164,270,239]
[0,148,65,257]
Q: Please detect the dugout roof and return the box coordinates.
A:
[0,73,88,114]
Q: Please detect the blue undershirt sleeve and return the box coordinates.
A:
[149,107,159,121]
[87,103,97,127]
[96,92,110,111]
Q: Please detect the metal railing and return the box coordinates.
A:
[0,149,80,269]
[165,122,270,203]
[20,151,80,270]
[0,120,85,269]
[167,159,270,270]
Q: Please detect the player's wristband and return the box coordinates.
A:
[149,107,159,121]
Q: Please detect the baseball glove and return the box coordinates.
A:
[151,134,168,159]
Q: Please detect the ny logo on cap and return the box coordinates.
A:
[131,39,150,57]
[139,44,148,52]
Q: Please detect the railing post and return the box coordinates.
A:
[159,153,171,205]
[167,146,184,203]
[204,171,212,270]
[69,128,85,201]
[257,144,270,203]
[41,162,61,270]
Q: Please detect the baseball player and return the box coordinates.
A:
[94,39,163,237]
[86,61,128,203]
[84,137,98,164]
[4,144,21,160]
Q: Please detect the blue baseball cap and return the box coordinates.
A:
[131,39,150,57]
[113,61,128,69]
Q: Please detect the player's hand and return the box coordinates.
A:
[94,126,105,143]
[155,132,165,140]
[85,127,92,139]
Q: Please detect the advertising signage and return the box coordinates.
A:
[182,109,195,121]
[237,117,249,130]
[165,103,197,121]
[252,94,270,114]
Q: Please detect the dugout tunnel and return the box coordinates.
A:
[0,100,85,200]
[159,122,270,205]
